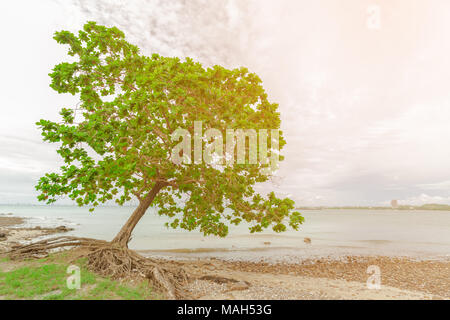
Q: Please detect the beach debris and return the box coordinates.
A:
[0,232,6,239]
[199,275,239,284]
[27,225,73,233]
[304,237,312,244]
[55,226,71,232]
[263,241,271,245]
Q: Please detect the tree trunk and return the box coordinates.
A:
[112,182,165,248]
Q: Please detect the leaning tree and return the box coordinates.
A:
[13,22,303,297]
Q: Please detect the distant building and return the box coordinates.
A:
[391,200,399,208]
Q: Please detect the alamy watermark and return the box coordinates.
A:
[170,121,280,174]
[67,265,81,290]
[366,4,381,30]
[366,265,381,289]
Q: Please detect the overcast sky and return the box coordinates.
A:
[1,0,450,206]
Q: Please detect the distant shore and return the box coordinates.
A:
[2,203,450,211]
[1,215,449,300]
[296,203,450,211]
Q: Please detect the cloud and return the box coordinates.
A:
[2,0,450,206]
[417,180,450,191]
[60,0,250,67]
[397,194,450,206]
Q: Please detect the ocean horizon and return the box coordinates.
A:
[2,204,449,262]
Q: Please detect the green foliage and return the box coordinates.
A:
[36,21,304,236]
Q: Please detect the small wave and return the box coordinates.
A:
[360,240,393,244]
[140,246,301,254]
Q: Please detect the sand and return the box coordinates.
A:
[0,215,25,227]
[185,269,434,300]
[179,257,449,299]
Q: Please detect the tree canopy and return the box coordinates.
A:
[36,21,304,239]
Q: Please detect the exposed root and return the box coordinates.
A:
[7,236,188,299]
[8,236,107,260]
[85,245,188,299]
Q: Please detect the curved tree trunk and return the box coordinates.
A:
[112,182,166,248]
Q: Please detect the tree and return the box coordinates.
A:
[36,21,304,248]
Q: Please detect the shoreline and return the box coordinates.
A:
[138,246,450,264]
[1,216,449,300]
[0,216,73,254]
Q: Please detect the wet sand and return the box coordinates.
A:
[0,215,25,227]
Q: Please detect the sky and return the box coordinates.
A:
[1,0,450,206]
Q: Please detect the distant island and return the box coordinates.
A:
[296,203,450,211]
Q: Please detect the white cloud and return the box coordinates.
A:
[417,181,450,191]
[1,0,450,206]
[398,194,450,206]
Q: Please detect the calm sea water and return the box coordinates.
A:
[1,205,449,261]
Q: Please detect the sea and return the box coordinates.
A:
[1,205,449,262]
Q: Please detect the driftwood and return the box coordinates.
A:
[7,236,188,299]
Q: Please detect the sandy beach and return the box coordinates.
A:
[180,256,449,299]
[1,215,448,300]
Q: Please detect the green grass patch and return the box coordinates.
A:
[0,259,157,300]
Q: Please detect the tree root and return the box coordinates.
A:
[7,236,189,299]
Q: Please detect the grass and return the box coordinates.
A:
[0,256,10,263]
[0,253,159,300]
